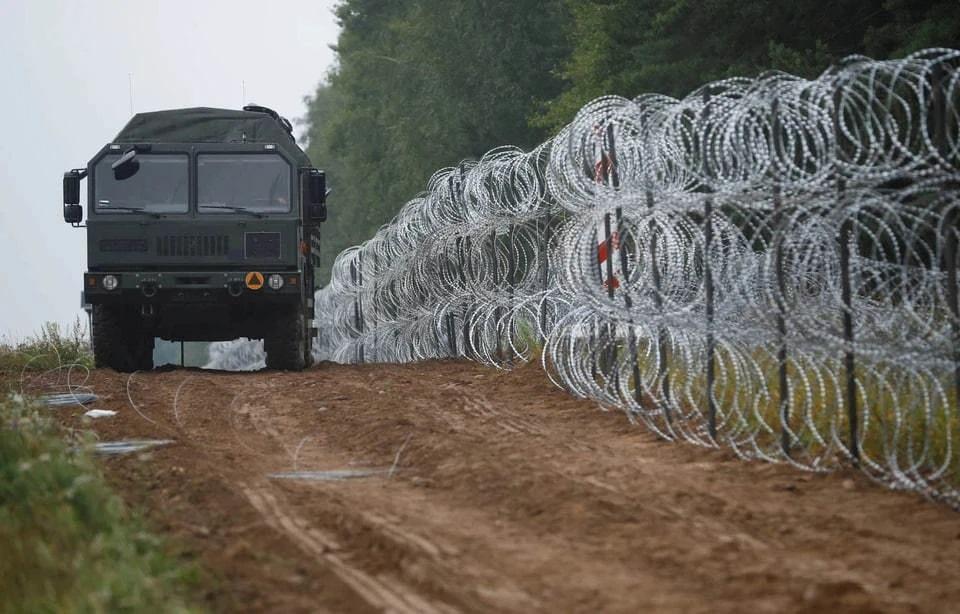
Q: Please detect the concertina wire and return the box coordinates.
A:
[213,48,960,506]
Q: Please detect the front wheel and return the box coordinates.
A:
[264,305,307,371]
[92,305,154,372]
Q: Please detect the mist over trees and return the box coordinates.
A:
[302,0,960,284]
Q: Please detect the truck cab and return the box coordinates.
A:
[63,106,327,372]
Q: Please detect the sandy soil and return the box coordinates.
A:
[23,360,960,613]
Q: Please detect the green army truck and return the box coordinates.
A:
[62,105,327,372]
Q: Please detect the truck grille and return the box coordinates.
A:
[156,235,230,257]
[245,232,282,259]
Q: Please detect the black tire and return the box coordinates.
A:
[265,305,307,371]
[92,305,154,372]
[133,335,155,371]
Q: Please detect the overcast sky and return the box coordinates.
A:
[0,0,339,339]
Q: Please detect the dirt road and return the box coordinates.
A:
[43,360,960,612]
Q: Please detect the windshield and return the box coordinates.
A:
[94,153,189,213]
[198,154,291,213]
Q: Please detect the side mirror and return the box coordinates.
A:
[308,203,328,223]
[64,204,83,224]
[308,169,326,205]
[63,171,81,205]
[63,169,86,225]
[306,169,327,223]
[112,148,140,180]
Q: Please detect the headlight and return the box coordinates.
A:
[268,274,284,290]
[102,275,119,291]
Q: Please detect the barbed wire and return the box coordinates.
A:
[223,48,960,505]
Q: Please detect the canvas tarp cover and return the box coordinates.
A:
[113,107,311,166]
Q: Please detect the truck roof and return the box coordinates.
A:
[113,107,311,166]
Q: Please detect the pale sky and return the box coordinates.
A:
[0,0,340,339]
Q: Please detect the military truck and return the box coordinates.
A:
[62,105,327,372]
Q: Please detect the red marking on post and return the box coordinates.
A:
[596,231,619,263]
[594,155,615,183]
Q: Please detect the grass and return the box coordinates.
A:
[511,316,544,361]
[587,335,960,488]
[0,320,94,374]
[0,394,202,613]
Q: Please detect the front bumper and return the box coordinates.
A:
[83,270,302,304]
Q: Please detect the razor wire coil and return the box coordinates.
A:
[213,48,960,506]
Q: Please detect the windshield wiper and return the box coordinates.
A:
[199,204,265,218]
[98,204,161,218]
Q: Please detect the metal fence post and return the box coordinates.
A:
[705,195,716,442]
[601,214,614,298]
[771,97,791,456]
[617,205,643,409]
[946,209,960,412]
[605,125,624,391]
[603,211,616,379]
[449,237,463,358]
[507,223,516,361]
[592,226,603,383]
[835,90,859,462]
[933,64,960,414]
[540,209,551,336]
[702,90,717,442]
[446,246,458,357]
[350,259,360,364]
[462,234,473,358]
[357,252,365,364]
[491,228,503,362]
[372,252,379,362]
[457,165,472,360]
[839,200,858,461]
[648,189,671,422]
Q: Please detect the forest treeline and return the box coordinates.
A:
[301,0,960,283]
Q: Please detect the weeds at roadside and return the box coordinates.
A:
[0,394,203,613]
[0,319,93,375]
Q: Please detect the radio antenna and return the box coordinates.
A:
[128,73,134,115]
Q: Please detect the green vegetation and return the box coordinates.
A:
[302,0,571,282]
[535,0,960,130]
[0,395,201,613]
[303,0,960,284]
[0,320,93,374]
[0,322,215,372]
[612,341,959,485]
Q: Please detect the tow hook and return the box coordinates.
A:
[141,303,155,318]
[227,281,244,298]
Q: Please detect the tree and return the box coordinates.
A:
[303,0,960,280]
[302,0,570,283]
[535,0,960,131]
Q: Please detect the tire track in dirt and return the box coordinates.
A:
[240,483,456,614]
[34,360,960,613]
